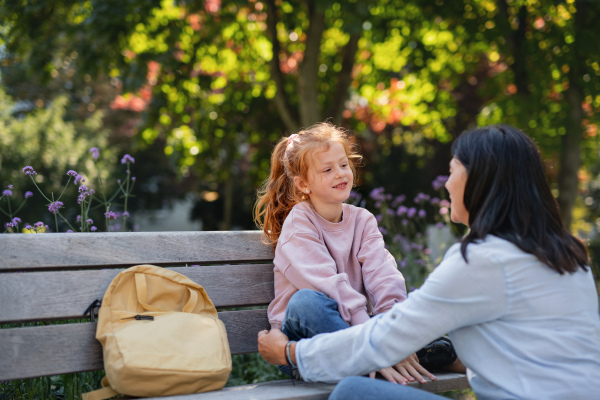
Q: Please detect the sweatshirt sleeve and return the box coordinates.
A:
[296,243,508,383]
[358,213,407,314]
[278,232,370,326]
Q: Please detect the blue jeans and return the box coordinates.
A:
[329,376,447,400]
[279,289,350,377]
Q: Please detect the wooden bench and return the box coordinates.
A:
[0,231,469,399]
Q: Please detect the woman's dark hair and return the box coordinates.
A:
[451,124,588,274]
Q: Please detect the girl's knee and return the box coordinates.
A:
[288,289,326,311]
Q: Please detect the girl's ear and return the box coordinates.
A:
[293,176,309,194]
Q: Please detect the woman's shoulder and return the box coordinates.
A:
[443,235,536,270]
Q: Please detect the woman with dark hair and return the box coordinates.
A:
[258,124,600,400]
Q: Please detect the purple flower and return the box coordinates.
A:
[432,175,449,191]
[375,214,383,223]
[435,222,444,229]
[104,211,117,220]
[90,147,99,159]
[121,154,135,164]
[79,185,88,193]
[23,166,37,176]
[12,217,21,224]
[407,207,417,218]
[414,193,430,203]
[418,209,426,218]
[86,219,93,224]
[66,170,78,177]
[440,199,450,208]
[25,224,32,230]
[386,209,395,216]
[131,177,136,182]
[24,191,33,198]
[91,226,97,232]
[122,211,130,218]
[391,195,406,207]
[66,230,74,233]
[399,260,407,269]
[33,221,45,228]
[369,187,386,202]
[48,201,64,214]
[5,222,15,229]
[378,227,388,235]
[430,197,440,206]
[117,179,121,184]
[89,189,95,195]
[8,184,13,190]
[75,174,85,184]
[2,189,12,197]
[396,206,407,216]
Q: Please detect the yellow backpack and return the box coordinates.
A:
[83,265,232,400]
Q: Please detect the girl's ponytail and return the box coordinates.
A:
[254,138,301,251]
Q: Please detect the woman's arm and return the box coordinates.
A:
[292,245,507,383]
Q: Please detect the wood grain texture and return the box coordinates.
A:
[141,373,469,400]
[0,231,272,271]
[0,310,270,381]
[0,265,275,324]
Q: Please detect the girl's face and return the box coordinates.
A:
[296,142,353,220]
[446,158,469,226]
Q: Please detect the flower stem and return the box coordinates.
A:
[57,212,76,231]
[56,177,72,202]
[51,193,59,233]
[30,177,52,203]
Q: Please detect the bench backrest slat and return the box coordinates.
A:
[0,310,270,381]
[0,231,272,271]
[0,264,274,324]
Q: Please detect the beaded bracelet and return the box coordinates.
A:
[285,340,297,368]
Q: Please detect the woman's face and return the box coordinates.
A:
[445,158,469,226]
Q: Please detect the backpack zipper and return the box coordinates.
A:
[121,315,155,321]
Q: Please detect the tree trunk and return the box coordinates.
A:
[326,33,361,124]
[265,0,299,133]
[298,1,325,127]
[557,2,586,229]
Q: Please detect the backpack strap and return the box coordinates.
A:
[82,376,120,400]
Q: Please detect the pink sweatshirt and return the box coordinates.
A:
[267,201,407,330]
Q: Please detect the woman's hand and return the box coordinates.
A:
[258,329,289,366]
[369,353,436,384]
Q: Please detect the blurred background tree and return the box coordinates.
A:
[1,0,599,235]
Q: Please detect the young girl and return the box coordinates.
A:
[254,122,441,384]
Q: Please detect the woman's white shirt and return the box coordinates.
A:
[296,235,600,400]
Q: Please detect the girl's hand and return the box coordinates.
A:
[369,353,436,384]
[258,329,289,366]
